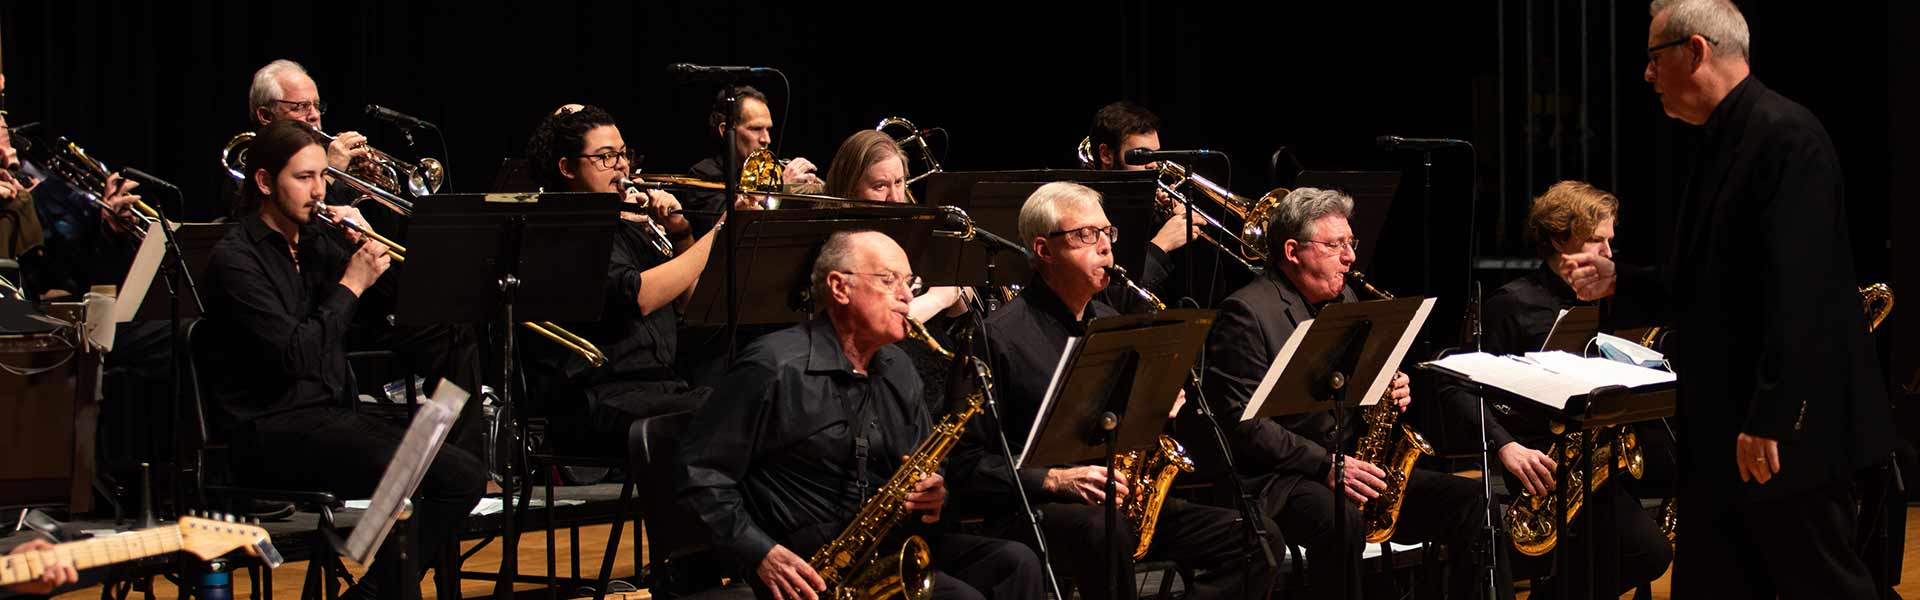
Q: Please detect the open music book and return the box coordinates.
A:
[1423,351,1674,411]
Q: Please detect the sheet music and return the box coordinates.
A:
[111,221,170,323]
[342,380,469,565]
[1425,351,1674,410]
[1016,337,1084,469]
[1241,316,1315,422]
[1355,297,1437,408]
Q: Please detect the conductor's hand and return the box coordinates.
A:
[1555,252,1617,301]
[1736,432,1781,485]
[7,539,78,594]
[1499,442,1557,496]
[903,463,946,523]
[1045,464,1131,505]
[757,544,825,600]
[1329,456,1389,505]
[338,240,392,296]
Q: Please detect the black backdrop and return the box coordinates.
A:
[4,0,1914,433]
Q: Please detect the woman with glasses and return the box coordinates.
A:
[521,104,726,458]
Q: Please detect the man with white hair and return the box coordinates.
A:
[1201,187,1513,600]
[1558,1,1890,596]
[248,59,370,175]
[947,181,1279,600]
[678,230,1042,600]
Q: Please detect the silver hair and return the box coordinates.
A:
[810,229,876,313]
[248,59,310,120]
[1017,181,1104,267]
[1266,187,1354,260]
[1650,0,1750,61]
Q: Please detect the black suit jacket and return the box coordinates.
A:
[1196,268,1358,508]
[1608,76,1891,502]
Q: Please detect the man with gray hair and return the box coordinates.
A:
[1199,187,1514,599]
[1558,1,1890,596]
[679,230,1042,600]
[947,181,1280,600]
[247,59,371,175]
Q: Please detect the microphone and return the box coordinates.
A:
[1375,135,1469,151]
[7,122,40,136]
[945,212,1028,257]
[365,104,435,130]
[667,63,778,80]
[1123,147,1220,166]
[121,167,180,192]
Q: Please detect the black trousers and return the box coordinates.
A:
[1514,480,1672,599]
[1267,468,1516,600]
[928,533,1045,600]
[1672,477,1875,599]
[1025,497,1278,600]
[346,322,485,455]
[232,408,486,595]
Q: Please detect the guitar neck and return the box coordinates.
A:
[0,528,184,586]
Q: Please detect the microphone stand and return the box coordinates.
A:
[962,243,1064,600]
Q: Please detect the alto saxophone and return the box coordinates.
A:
[808,331,988,600]
[1111,435,1196,559]
[1345,271,1436,543]
[1503,426,1645,556]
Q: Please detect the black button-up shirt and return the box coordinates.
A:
[677,318,930,564]
[546,220,683,387]
[202,214,360,429]
[948,275,1118,513]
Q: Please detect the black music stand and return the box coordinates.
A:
[682,207,942,326]
[1295,171,1401,275]
[128,223,230,322]
[1015,308,1214,600]
[1421,354,1675,600]
[922,170,1158,288]
[1241,296,1436,600]
[392,191,620,599]
[1539,306,1602,354]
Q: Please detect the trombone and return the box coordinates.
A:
[877,117,944,185]
[1076,135,1282,273]
[221,123,445,199]
[315,170,610,368]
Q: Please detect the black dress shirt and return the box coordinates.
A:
[202,214,360,429]
[677,318,931,565]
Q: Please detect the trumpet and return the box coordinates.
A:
[44,138,164,240]
[1075,137,1280,273]
[616,175,677,256]
[222,124,445,199]
[877,117,943,185]
[308,204,610,368]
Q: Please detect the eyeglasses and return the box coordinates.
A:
[271,98,327,116]
[1646,35,1717,63]
[1297,237,1359,254]
[840,271,925,295]
[1046,225,1119,247]
[575,147,641,170]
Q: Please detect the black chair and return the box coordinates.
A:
[179,318,350,600]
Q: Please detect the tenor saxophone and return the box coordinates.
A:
[1503,426,1645,556]
[808,334,988,600]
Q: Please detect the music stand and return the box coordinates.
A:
[488,158,538,194]
[1240,296,1436,600]
[1014,308,1214,600]
[1539,307,1601,354]
[682,207,942,326]
[127,223,230,322]
[922,170,1158,288]
[334,380,470,600]
[392,191,620,598]
[1295,171,1401,275]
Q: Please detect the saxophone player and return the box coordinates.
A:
[946,182,1279,600]
[1197,187,1514,599]
[677,230,1042,600]
[1439,181,1670,598]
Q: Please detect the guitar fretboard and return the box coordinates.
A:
[0,528,184,586]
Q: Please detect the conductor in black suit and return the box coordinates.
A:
[1558,1,1892,597]
[1197,187,1513,599]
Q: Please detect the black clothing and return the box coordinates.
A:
[1602,76,1891,596]
[1200,269,1514,600]
[950,275,1279,600]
